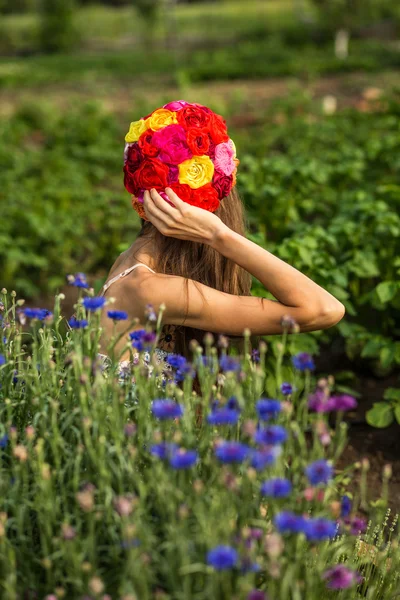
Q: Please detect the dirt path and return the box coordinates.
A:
[0,70,397,119]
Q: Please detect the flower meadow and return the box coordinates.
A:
[0,284,399,600]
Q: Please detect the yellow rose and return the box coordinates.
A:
[178,155,214,189]
[125,119,148,143]
[146,109,178,131]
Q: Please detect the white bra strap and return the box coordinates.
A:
[100,262,156,296]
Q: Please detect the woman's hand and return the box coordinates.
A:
[142,188,227,245]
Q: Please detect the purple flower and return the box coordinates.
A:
[330,394,358,411]
[304,518,338,541]
[227,396,240,410]
[251,349,260,363]
[280,382,293,395]
[129,329,156,351]
[215,441,250,463]
[121,538,141,550]
[341,495,352,517]
[83,297,106,311]
[174,363,196,382]
[207,545,238,570]
[150,442,178,459]
[166,354,187,369]
[0,433,9,448]
[261,478,292,498]
[292,352,315,371]
[247,591,267,600]
[254,425,287,446]
[274,511,307,534]
[308,390,336,413]
[323,565,363,589]
[107,310,128,321]
[343,516,367,535]
[151,399,184,420]
[249,446,281,470]
[256,399,282,421]
[305,459,333,485]
[0,354,5,366]
[68,317,88,329]
[169,448,198,469]
[219,355,241,372]
[67,273,89,289]
[240,558,261,573]
[207,408,240,425]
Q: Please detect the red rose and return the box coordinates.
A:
[186,128,211,156]
[132,158,170,191]
[138,129,159,157]
[123,143,143,195]
[177,105,212,129]
[191,183,220,212]
[213,170,233,200]
[210,113,229,144]
[169,182,193,204]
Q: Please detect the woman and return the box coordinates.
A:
[98,101,345,386]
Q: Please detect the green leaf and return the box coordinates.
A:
[394,404,400,425]
[366,403,394,428]
[383,387,400,402]
[375,281,399,304]
[380,346,394,370]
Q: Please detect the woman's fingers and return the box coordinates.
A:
[150,189,178,216]
[165,187,187,210]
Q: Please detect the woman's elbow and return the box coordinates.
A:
[317,302,346,329]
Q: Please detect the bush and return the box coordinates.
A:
[238,96,400,380]
[0,289,398,598]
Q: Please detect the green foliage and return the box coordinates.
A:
[0,101,140,297]
[0,290,398,598]
[39,0,79,53]
[238,97,400,377]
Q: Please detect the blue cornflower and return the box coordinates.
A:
[249,446,281,470]
[261,478,292,498]
[274,511,307,534]
[129,329,156,351]
[150,442,178,459]
[0,433,9,448]
[256,398,282,421]
[227,396,240,410]
[22,308,52,320]
[304,518,338,541]
[292,352,315,371]
[341,495,352,517]
[83,297,106,311]
[281,382,293,395]
[215,441,250,463]
[219,355,241,372]
[67,273,89,289]
[166,353,187,370]
[251,349,260,363]
[207,545,238,570]
[305,459,333,485]
[151,400,184,420]
[107,310,128,321]
[0,354,5,366]
[207,408,240,426]
[169,449,198,469]
[254,425,287,445]
[174,363,196,382]
[68,317,88,329]
[240,559,261,574]
[121,538,141,549]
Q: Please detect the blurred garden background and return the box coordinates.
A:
[1,0,400,482]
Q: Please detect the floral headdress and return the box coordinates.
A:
[123,100,239,221]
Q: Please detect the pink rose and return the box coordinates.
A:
[213,169,233,200]
[152,124,192,165]
[163,100,189,111]
[214,140,235,176]
[168,165,179,184]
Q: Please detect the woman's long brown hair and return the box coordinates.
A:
[130,188,259,393]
